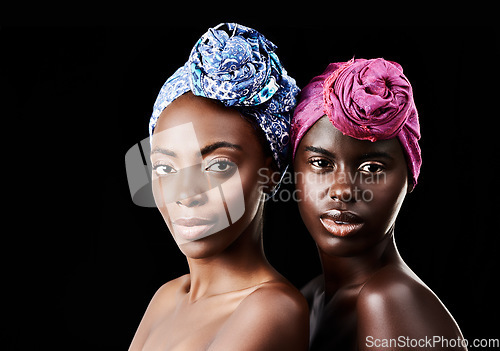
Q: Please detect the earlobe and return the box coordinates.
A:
[407,181,414,194]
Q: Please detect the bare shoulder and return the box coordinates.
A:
[357,265,464,346]
[208,280,309,351]
[241,280,309,318]
[358,265,436,308]
[150,274,190,307]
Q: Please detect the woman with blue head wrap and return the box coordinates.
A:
[129,23,309,350]
[149,22,298,174]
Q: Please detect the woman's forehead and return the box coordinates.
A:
[301,116,404,159]
[156,95,249,136]
[152,95,260,161]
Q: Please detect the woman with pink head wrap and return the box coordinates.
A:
[292,58,421,187]
[292,58,465,350]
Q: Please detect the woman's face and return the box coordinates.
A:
[293,116,409,257]
[151,93,272,259]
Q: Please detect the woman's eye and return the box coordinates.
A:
[205,159,235,173]
[359,162,385,174]
[153,164,176,176]
[309,158,333,169]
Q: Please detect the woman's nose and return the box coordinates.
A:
[176,192,207,207]
[328,171,355,203]
[160,164,210,207]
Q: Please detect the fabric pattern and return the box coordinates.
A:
[149,23,299,173]
[291,58,421,186]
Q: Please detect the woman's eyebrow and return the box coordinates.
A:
[151,142,242,158]
[151,147,176,157]
[304,145,336,158]
[200,141,243,156]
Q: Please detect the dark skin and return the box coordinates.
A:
[129,93,309,351]
[294,116,466,351]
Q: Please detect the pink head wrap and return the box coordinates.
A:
[291,58,422,186]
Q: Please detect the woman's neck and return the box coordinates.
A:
[185,207,278,302]
[319,229,403,299]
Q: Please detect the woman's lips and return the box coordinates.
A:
[320,209,364,237]
[172,217,217,241]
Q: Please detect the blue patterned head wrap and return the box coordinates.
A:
[149,23,299,172]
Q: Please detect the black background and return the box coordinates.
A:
[3,20,498,350]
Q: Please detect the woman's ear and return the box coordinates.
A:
[407,180,414,194]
